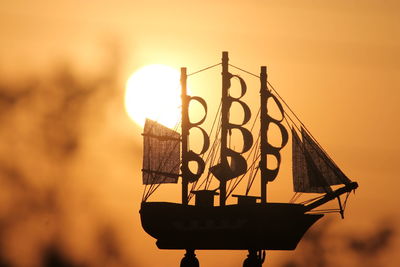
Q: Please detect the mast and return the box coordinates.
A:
[260,66,268,204]
[181,67,189,205]
[220,51,229,206]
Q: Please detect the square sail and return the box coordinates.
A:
[142,119,180,184]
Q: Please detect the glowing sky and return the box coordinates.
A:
[0,1,399,266]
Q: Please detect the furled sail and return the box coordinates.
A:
[260,89,289,182]
[292,127,351,193]
[181,96,210,183]
[142,119,180,184]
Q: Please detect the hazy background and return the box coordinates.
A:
[0,1,399,266]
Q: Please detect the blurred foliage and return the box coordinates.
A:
[280,219,396,267]
[0,46,137,267]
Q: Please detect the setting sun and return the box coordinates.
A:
[125,64,182,129]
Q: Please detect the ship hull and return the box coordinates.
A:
[140,202,323,250]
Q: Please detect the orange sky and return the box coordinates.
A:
[1,1,399,266]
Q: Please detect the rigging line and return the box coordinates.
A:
[188,133,216,197]
[289,193,297,203]
[226,63,326,155]
[289,112,349,184]
[227,64,350,184]
[290,192,303,203]
[193,110,221,192]
[146,160,182,201]
[307,209,341,214]
[229,64,260,79]
[202,125,221,189]
[267,80,342,170]
[194,134,221,192]
[245,135,261,194]
[200,103,222,171]
[269,82,348,183]
[302,132,349,184]
[143,142,155,201]
[188,182,197,202]
[173,120,181,133]
[283,107,301,132]
[145,161,181,201]
[144,132,181,201]
[227,153,261,198]
[227,154,261,198]
[245,156,257,194]
[239,108,260,194]
[285,113,337,193]
[187,63,222,77]
[205,143,221,190]
[300,195,325,205]
[201,101,222,162]
[250,108,261,132]
[285,115,335,195]
[267,81,305,130]
[142,183,149,202]
[285,115,339,195]
[142,145,153,201]
[285,117,331,195]
[203,114,222,190]
[246,166,260,196]
[189,102,222,197]
[227,132,260,195]
[206,142,221,190]
[226,119,260,194]
[227,66,302,142]
[198,143,218,190]
[343,191,351,211]
[189,172,201,199]
[244,159,258,194]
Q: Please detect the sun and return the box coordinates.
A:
[125,64,182,129]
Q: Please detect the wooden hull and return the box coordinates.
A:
[140,202,323,250]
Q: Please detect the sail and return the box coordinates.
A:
[301,128,351,186]
[181,96,210,183]
[292,128,328,193]
[210,74,253,181]
[260,90,289,182]
[292,127,351,193]
[142,119,180,185]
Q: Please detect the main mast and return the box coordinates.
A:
[220,51,229,206]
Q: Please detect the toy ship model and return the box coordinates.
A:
[139,52,358,266]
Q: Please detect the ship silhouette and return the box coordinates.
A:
[139,52,358,267]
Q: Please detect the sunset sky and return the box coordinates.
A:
[1,1,399,266]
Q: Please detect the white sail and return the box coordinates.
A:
[142,119,180,185]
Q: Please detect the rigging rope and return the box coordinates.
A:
[143,61,353,207]
[192,103,222,192]
[229,63,350,186]
[188,63,221,77]
[226,106,261,196]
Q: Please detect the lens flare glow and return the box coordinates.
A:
[125,64,181,128]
